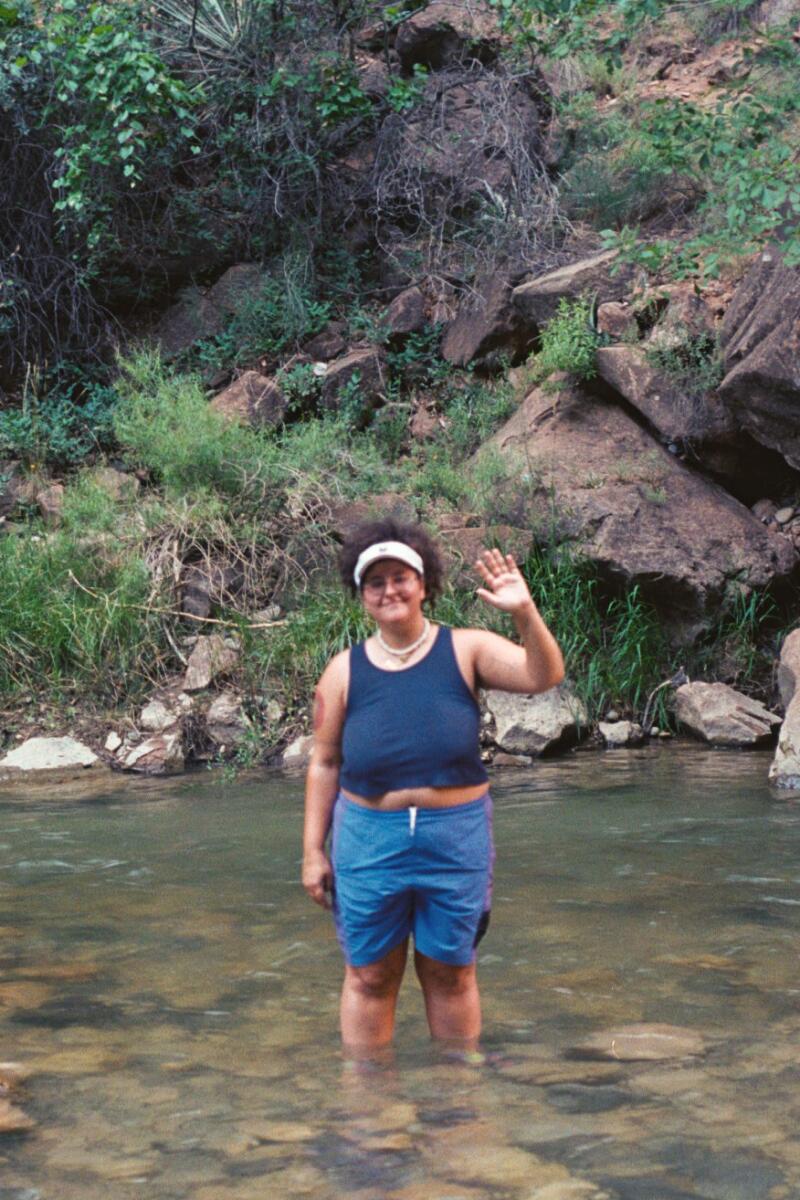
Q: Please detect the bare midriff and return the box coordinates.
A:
[340,783,488,811]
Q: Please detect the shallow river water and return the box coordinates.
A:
[2,747,800,1199]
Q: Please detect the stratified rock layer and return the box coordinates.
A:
[675,681,780,747]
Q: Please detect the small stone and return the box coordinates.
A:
[605,708,620,722]
[140,698,178,732]
[598,720,644,748]
[649,725,660,736]
[752,498,777,522]
[658,729,672,738]
[493,751,533,766]
[775,506,794,524]
[104,731,122,753]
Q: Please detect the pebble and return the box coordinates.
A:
[775,506,794,524]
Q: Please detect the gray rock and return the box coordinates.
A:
[281,734,314,768]
[675,681,780,747]
[598,720,644,748]
[182,635,239,692]
[0,736,98,772]
[485,687,587,756]
[119,730,184,775]
[770,629,800,789]
[154,264,266,357]
[104,731,122,753]
[37,483,65,528]
[206,692,252,748]
[569,1023,707,1062]
[139,699,179,732]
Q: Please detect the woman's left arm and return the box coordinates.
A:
[467,549,565,694]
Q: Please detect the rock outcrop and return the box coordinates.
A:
[481,380,797,630]
[675,681,780,747]
[182,635,240,692]
[394,0,502,70]
[512,251,634,332]
[442,271,534,367]
[155,264,266,357]
[770,629,800,789]
[718,246,800,469]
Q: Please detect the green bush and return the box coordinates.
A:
[527,296,600,384]
[0,367,119,468]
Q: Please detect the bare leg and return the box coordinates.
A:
[340,939,409,1051]
[414,950,481,1046]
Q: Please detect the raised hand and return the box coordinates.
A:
[474,549,535,615]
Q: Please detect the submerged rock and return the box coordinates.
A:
[675,681,780,747]
[569,1022,707,1061]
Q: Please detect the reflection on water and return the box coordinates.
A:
[2,747,800,1198]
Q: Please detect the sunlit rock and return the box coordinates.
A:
[119,730,184,775]
[485,686,587,756]
[598,720,644,748]
[771,629,800,789]
[182,634,240,692]
[675,681,779,747]
[281,734,314,768]
[0,736,98,773]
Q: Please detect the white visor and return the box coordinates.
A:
[354,541,424,587]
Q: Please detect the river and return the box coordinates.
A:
[1,746,799,1198]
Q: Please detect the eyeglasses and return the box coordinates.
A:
[362,570,419,594]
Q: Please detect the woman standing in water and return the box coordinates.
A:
[302,519,564,1052]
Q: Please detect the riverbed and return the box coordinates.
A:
[2,747,799,1199]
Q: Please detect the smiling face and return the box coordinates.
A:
[360,558,426,629]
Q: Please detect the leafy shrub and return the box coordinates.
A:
[0,367,119,467]
[527,297,600,384]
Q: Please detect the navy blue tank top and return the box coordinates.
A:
[339,626,488,798]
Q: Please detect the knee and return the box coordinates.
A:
[415,954,476,996]
[346,961,404,1001]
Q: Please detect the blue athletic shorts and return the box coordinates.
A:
[331,792,494,968]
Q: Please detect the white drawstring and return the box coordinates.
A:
[409,806,418,835]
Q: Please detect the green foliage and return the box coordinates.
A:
[310,59,372,127]
[522,544,672,721]
[0,523,167,700]
[527,297,600,384]
[2,0,198,230]
[112,350,275,502]
[0,367,119,467]
[646,329,724,398]
[386,63,428,113]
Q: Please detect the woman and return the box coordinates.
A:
[302,518,564,1052]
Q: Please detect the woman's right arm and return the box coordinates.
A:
[302,651,348,909]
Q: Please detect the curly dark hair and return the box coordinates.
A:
[339,518,444,608]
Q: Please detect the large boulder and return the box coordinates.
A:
[205,692,252,750]
[770,629,800,789]
[210,372,287,429]
[479,380,798,630]
[0,737,99,774]
[675,681,780,747]
[485,686,587,756]
[718,247,800,469]
[394,0,502,70]
[595,345,733,444]
[512,251,635,332]
[154,264,266,357]
[441,271,535,368]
